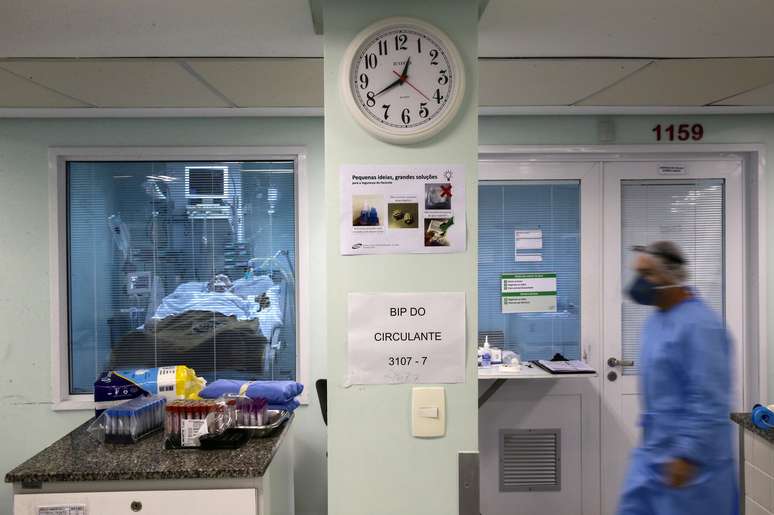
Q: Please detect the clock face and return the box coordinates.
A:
[341,18,465,144]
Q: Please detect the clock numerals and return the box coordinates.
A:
[433,89,444,104]
[438,70,449,85]
[401,108,411,125]
[395,34,408,51]
[378,40,388,56]
[417,37,422,54]
[366,91,376,107]
[429,49,439,65]
[382,104,391,120]
[365,53,378,70]
[359,73,369,90]
[419,102,429,119]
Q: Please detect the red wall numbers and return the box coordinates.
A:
[652,123,704,142]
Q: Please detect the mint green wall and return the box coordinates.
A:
[0,118,327,515]
[323,2,479,515]
[1,114,773,515]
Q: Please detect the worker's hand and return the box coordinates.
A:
[666,458,696,488]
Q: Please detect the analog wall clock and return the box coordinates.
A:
[340,17,466,144]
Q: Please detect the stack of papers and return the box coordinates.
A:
[534,360,596,374]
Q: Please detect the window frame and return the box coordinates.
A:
[50,146,310,410]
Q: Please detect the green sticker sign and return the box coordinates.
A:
[501,273,557,313]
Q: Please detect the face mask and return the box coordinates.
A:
[626,276,681,305]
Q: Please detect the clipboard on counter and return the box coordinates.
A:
[533,359,596,375]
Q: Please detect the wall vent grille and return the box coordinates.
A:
[499,428,561,492]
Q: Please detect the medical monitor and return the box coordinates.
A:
[185,166,229,200]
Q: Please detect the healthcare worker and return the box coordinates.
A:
[616,241,737,515]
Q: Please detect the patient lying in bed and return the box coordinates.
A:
[109,273,279,379]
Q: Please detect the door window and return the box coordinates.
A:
[620,179,725,374]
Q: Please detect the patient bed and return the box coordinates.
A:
[108,274,289,381]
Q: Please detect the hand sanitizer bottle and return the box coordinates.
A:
[481,336,492,368]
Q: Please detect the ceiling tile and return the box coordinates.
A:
[715,81,774,106]
[578,58,774,106]
[479,59,651,106]
[0,0,321,58]
[0,60,230,107]
[0,67,87,107]
[185,59,323,108]
[480,0,774,58]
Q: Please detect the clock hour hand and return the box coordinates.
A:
[374,57,411,97]
[374,77,403,97]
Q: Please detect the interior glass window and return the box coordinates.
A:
[478,180,581,361]
[620,179,725,375]
[67,160,296,394]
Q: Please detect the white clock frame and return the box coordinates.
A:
[339,17,467,145]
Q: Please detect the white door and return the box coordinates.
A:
[599,159,745,515]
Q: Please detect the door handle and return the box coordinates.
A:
[607,357,635,368]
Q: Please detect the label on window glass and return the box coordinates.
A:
[38,506,86,515]
[501,273,557,313]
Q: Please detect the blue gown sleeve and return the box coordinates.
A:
[670,321,731,465]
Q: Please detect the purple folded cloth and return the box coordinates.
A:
[199,379,303,404]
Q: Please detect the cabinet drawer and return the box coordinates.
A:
[14,488,257,515]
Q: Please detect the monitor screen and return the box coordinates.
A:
[188,168,225,197]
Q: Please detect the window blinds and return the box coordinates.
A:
[620,179,725,375]
[67,160,296,394]
[478,181,581,361]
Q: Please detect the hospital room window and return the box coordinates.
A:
[67,160,297,394]
[478,181,581,361]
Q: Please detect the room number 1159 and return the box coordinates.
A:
[652,123,704,141]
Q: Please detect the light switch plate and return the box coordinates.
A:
[412,386,445,438]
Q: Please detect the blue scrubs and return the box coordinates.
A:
[616,296,738,515]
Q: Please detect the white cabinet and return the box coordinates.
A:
[14,489,256,515]
[743,429,774,515]
[11,421,295,515]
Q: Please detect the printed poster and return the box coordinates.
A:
[501,273,557,313]
[340,165,466,255]
[347,292,466,385]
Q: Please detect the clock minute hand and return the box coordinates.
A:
[399,56,411,80]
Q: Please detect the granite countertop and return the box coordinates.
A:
[731,412,774,443]
[5,415,293,486]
